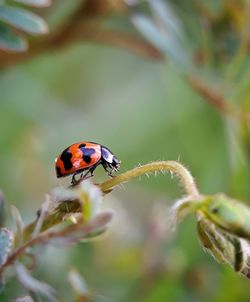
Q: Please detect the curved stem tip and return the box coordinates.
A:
[99,161,199,197]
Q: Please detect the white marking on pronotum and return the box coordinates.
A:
[101,146,114,163]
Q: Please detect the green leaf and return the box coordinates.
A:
[197,217,250,278]
[148,0,182,38]
[0,5,48,34]
[68,268,89,297]
[0,228,13,266]
[168,196,202,227]
[0,191,5,228]
[11,205,24,246]
[131,0,192,71]
[197,217,235,266]
[0,23,27,52]
[46,211,113,247]
[14,0,51,7]
[15,296,34,302]
[15,263,57,301]
[200,194,250,240]
[132,14,168,53]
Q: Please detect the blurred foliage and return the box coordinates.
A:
[0,0,49,52]
[0,182,113,300]
[0,0,250,301]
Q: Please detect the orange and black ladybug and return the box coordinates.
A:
[55,141,121,184]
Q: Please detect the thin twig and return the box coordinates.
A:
[0,213,110,275]
[186,75,235,116]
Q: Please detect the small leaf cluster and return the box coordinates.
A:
[0,181,112,301]
[130,0,250,69]
[0,0,49,52]
[171,193,250,278]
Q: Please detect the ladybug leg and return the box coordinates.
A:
[71,172,78,185]
[102,161,109,174]
[89,165,98,177]
[80,165,97,181]
[108,171,115,178]
[79,169,91,181]
[102,162,115,178]
[107,166,115,177]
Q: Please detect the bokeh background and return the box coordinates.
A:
[1,0,250,301]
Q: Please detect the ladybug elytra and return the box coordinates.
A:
[55,141,121,185]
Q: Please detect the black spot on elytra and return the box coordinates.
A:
[56,166,63,177]
[79,143,86,148]
[60,148,73,170]
[80,148,96,164]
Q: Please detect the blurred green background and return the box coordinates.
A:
[0,0,250,301]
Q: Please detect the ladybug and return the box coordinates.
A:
[55,141,121,184]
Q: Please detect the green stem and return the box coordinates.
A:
[99,161,199,197]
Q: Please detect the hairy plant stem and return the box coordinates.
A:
[99,161,199,198]
[0,161,199,276]
[23,161,198,239]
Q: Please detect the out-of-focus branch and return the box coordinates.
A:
[186,75,235,116]
[0,0,237,118]
[51,21,165,61]
[0,191,5,228]
[0,20,164,70]
[0,212,112,276]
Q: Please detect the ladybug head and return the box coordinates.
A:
[111,155,121,171]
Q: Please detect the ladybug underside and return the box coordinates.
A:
[70,159,115,184]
